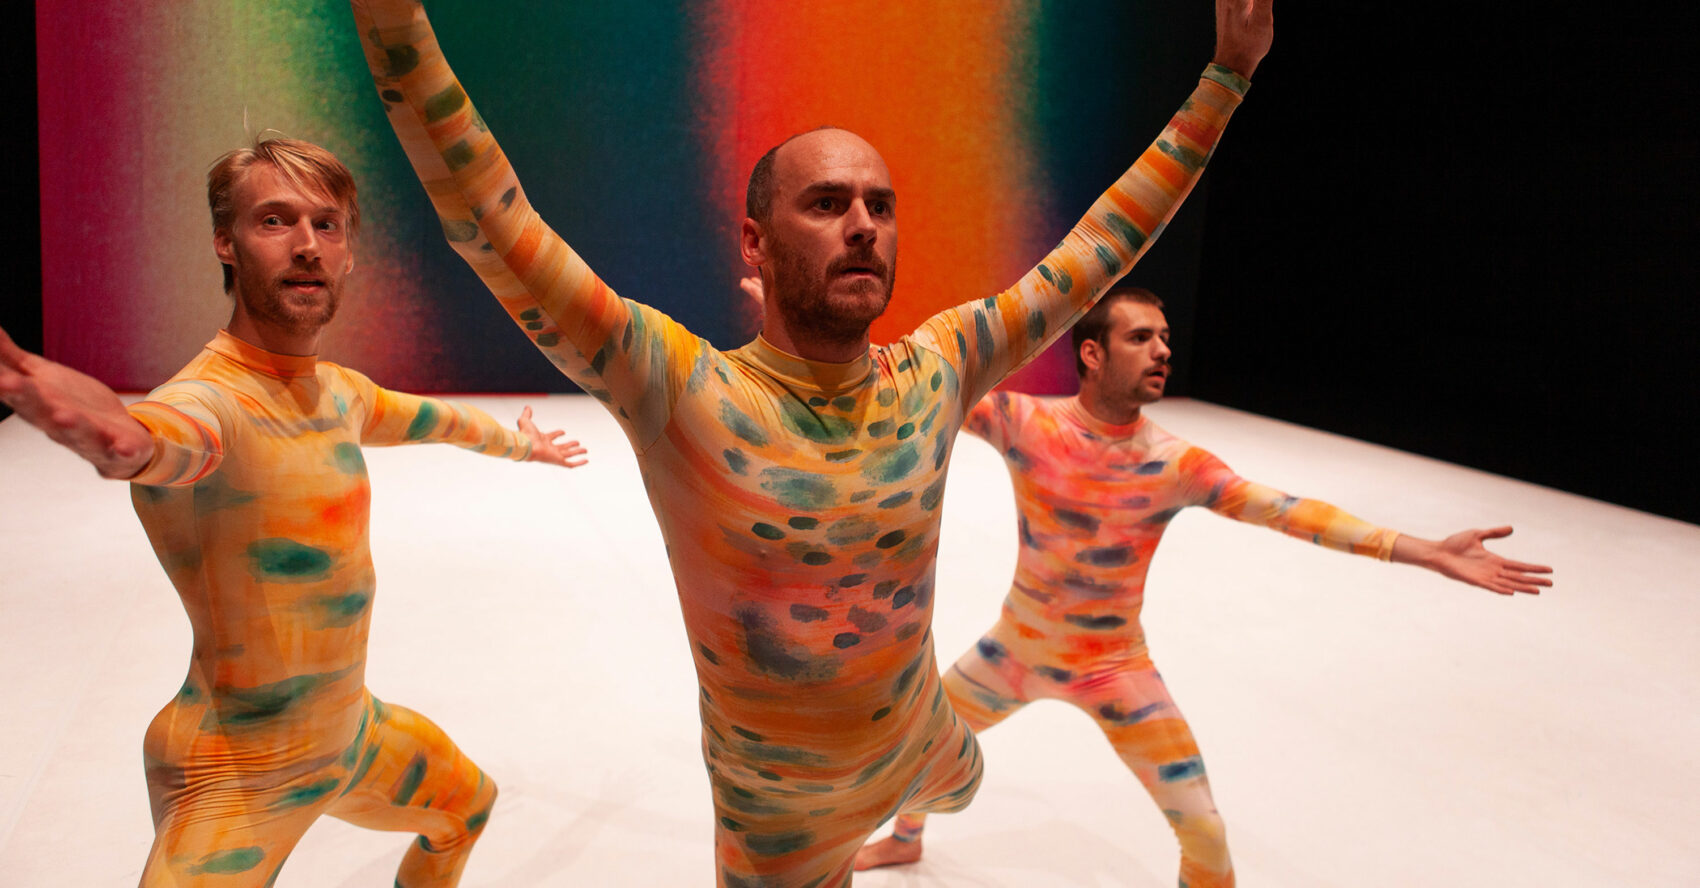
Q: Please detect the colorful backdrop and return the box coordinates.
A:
[38,1,1216,394]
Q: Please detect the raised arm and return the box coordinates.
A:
[349,0,697,450]
[1186,449,1553,596]
[0,326,160,480]
[913,0,1271,405]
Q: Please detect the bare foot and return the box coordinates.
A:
[853,835,924,871]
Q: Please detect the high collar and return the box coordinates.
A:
[735,334,874,395]
[1061,395,1146,439]
[206,329,318,379]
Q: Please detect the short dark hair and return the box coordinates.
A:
[1072,286,1164,378]
[745,125,843,222]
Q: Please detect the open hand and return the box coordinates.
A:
[1425,526,1553,596]
[517,405,588,468]
[1214,0,1275,79]
[0,326,155,478]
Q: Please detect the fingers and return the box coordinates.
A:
[1479,525,1514,541]
[1504,560,1553,574]
[739,276,765,304]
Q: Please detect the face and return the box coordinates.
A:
[214,162,354,336]
[750,129,898,343]
[1087,300,1172,407]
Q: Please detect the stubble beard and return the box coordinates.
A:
[769,239,896,349]
[233,259,342,337]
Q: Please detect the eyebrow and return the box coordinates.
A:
[252,200,343,216]
[800,181,897,205]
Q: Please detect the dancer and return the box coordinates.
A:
[853,287,1553,885]
[351,1,1272,883]
[0,137,586,887]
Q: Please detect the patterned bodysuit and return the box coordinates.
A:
[350,2,1246,883]
[887,393,1398,887]
[126,331,529,886]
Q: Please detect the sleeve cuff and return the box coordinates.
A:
[1203,63,1252,97]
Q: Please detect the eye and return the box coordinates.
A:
[262,215,284,226]
[814,197,837,212]
[317,218,340,233]
[870,199,891,216]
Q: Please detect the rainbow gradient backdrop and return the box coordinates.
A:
[39,1,1210,395]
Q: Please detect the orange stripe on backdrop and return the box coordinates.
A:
[696,0,1049,346]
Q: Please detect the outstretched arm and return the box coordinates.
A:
[1189,450,1552,597]
[350,0,697,450]
[913,0,1272,404]
[1391,528,1552,596]
[0,326,155,479]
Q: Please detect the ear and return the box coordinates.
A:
[213,229,235,265]
[1080,338,1104,375]
[740,217,767,268]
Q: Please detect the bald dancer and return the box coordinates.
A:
[350,0,1273,883]
[854,287,1553,886]
[0,137,585,886]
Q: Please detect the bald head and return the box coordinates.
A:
[746,127,890,222]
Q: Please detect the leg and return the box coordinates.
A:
[327,697,498,888]
[139,703,343,887]
[141,785,321,888]
[855,635,1029,871]
[1077,661,1233,888]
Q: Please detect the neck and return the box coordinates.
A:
[760,294,870,363]
[225,302,322,357]
[1077,381,1142,426]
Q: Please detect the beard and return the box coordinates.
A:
[768,239,896,347]
[233,259,342,336]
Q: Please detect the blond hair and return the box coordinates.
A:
[207,136,359,291]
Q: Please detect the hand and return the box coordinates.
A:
[0,326,155,479]
[1404,526,1553,596]
[1213,0,1275,79]
[517,406,587,468]
[739,275,766,306]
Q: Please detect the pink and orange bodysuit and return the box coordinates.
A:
[126,330,530,886]
[885,392,1400,887]
[351,1,1247,883]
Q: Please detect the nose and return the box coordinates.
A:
[290,220,322,264]
[1153,337,1172,361]
[844,199,877,245]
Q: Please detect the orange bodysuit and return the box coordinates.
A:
[126,331,529,886]
[350,2,1247,883]
[887,393,1398,887]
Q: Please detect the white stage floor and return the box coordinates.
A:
[2,395,1695,886]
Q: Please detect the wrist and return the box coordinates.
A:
[1210,54,1258,81]
[1390,534,1439,569]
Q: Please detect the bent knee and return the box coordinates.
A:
[1173,808,1230,862]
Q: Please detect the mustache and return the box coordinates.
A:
[827,251,889,278]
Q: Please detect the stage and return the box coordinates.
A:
[2,394,1694,886]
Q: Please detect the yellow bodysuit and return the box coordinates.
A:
[127,330,528,886]
[350,2,1248,883]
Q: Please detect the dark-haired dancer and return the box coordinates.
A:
[854,287,1553,886]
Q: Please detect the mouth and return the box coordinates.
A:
[281,276,327,293]
[829,256,886,280]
